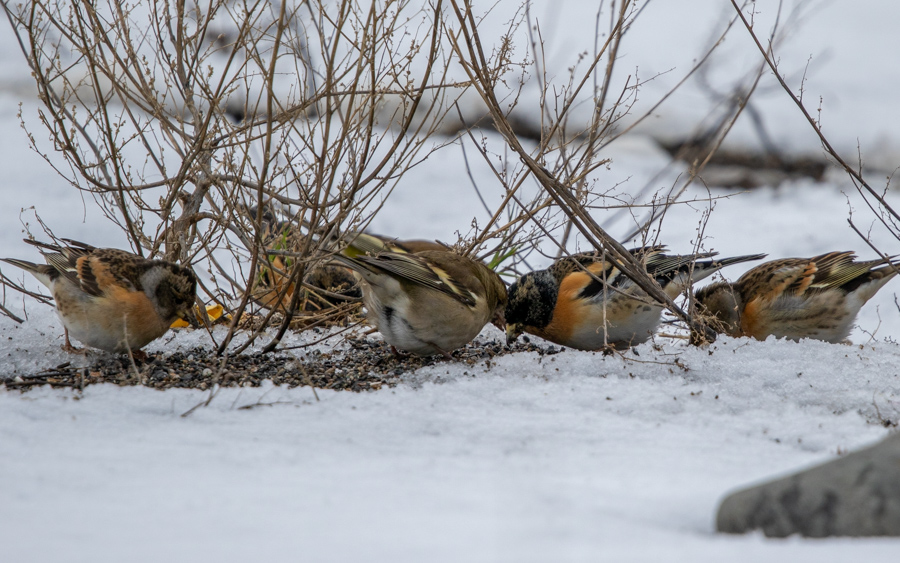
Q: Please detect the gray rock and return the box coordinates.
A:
[716,432,900,537]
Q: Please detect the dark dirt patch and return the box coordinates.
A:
[2,337,564,392]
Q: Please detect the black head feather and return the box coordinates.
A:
[505,269,558,330]
[152,263,198,322]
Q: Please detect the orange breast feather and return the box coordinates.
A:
[536,270,594,343]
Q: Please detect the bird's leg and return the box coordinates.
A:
[61,328,86,354]
[427,342,454,362]
[127,348,149,363]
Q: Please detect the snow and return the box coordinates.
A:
[2,1,900,561]
[2,336,899,561]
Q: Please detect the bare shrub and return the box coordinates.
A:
[443,0,783,343]
[4,0,487,353]
[3,0,860,356]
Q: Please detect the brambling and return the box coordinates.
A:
[247,204,448,312]
[505,247,766,351]
[1,239,197,354]
[247,207,358,312]
[694,251,900,343]
[334,244,507,358]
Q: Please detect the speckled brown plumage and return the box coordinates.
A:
[2,239,196,354]
[505,247,765,350]
[336,247,507,357]
[248,206,448,313]
[695,251,900,343]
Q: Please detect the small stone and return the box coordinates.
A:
[202,368,213,377]
[716,432,900,537]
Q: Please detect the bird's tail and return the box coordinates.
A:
[0,258,56,289]
[661,252,767,298]
[701,253,769,273]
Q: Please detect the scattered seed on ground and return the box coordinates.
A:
[2,337,562,392]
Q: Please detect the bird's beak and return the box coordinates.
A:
[170,308,191,329]
[491,309,506,331]
[180,303,201,328]
[506,323,521,346]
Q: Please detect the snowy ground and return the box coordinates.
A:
[3,1,900,561]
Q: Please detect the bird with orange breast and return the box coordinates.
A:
[695,251,899,343]
[505,246,765,350]
[2,239,197,354]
